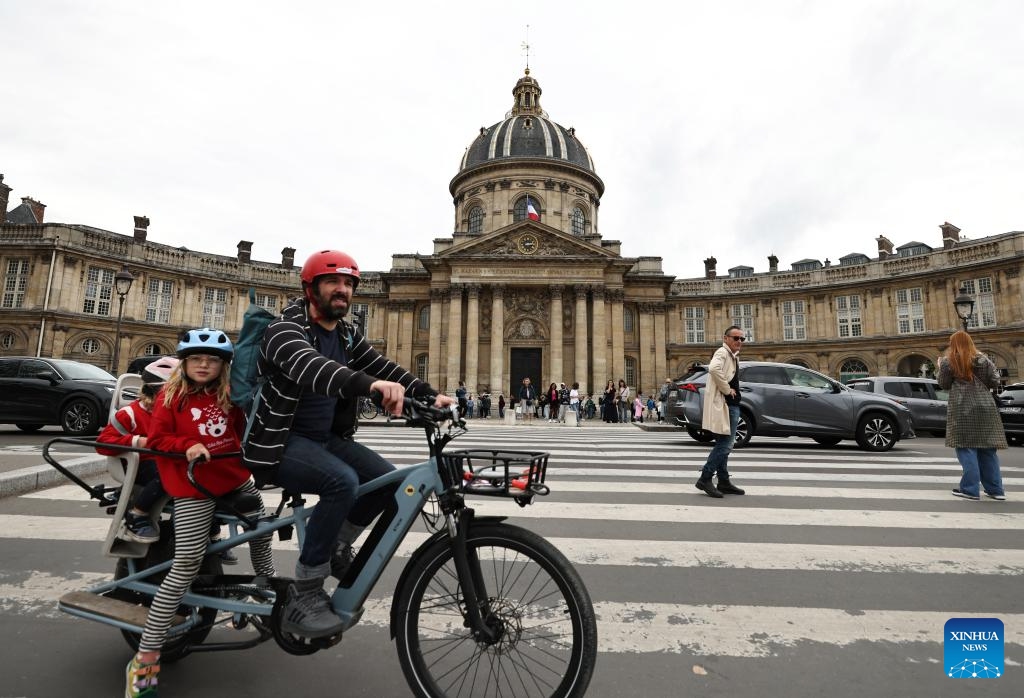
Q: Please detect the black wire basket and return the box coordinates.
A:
[441,449,550,499]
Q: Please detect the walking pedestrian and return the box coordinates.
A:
[695,325,747,498]
[937,330,1007,501]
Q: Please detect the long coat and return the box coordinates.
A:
[937,354,1007,449]
[702,344,738,436]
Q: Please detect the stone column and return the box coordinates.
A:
[489,286,505,396]
[610,290,625,382]
[592,288,607,388]
[446,285,464,393]
[428,288,445,389]
[386,302,401,362]
[574,285,588,393]
[549,287,563,381]
[465,284,481,394]
[654,302,668,387]
[638,302,655,393]
[398,300,415,370]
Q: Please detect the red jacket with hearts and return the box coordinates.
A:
[148,389,249,498]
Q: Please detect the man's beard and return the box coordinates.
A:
[313,291,349,321]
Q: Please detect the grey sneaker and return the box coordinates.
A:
[984,492,1007,501]
[120,512,159,544]
[280,577,345,638]
[952,489,981,501]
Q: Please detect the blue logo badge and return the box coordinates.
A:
[944,618,1003,678]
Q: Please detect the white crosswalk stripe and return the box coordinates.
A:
[2,423,1023,661]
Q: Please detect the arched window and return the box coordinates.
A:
[623,307,634,334]
[0,332,15,350]
[467,206,484,235]
[415,354,428,381]
[418,305,430,331]
[571,207,586,236]
[82,338,101,355]
[625,357,637,388]
[839,358,869,383]
[513,196,540,222]
[144,343,163,356]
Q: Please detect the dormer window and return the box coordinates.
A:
[728,266,753,278]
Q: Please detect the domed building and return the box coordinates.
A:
[2,70,1023,402]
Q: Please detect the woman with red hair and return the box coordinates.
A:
[937,330,1007,501]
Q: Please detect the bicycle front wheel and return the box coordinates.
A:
[394,522,597,698]
[359,399,378,420]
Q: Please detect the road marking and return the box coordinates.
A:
[2,515,1022,576]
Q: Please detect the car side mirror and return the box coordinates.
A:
[35,370,59,384]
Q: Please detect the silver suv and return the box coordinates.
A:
[665,361,915,451]
[846,376,947,436]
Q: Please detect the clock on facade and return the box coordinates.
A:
[517,233,539,254]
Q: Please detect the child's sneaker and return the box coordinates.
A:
[125,655,160,697]
[209,537,239,565]
[119,512,159,544]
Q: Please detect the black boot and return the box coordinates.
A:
[717,477,745,495]
[695,474,723,498]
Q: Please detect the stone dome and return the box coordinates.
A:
[458,70,596,175]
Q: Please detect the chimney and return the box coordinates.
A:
[876,235,894,260]
[21,196,45,223]
[237,240,253,264]
[703,256,717,280]
[0,174,10,225]
[940,221,961,249]
[768,254,779,273]
[281,247,295,269]
[133,215,150,242]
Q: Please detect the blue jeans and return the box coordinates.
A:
[702,405,740,479]
[275,433,395,569]
[954,447,1004,497]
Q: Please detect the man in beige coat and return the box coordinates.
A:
[696,326,747,498]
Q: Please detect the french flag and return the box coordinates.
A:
[527,196,540,221]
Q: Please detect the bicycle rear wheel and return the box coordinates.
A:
[359,399,378,420]
[394,522,597,698]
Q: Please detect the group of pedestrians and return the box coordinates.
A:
[453,381,493,418]
[515,378,582,425]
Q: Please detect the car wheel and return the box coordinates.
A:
[686,426,715,443]
[812,437,842,447]
[856,413,897,452]
[15,424,44,433]
[733,412,752,448]
[61,399,101,436]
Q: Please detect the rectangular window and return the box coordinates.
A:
[83,266,115,316]
[2,259,30,309]
[730,303,755,342]
[683,306,705,344]
[254,293,278,313]
[895,287,925,334]
[202,287,227,327]
[836,294,862,338]
[350,302,369,332]
[146,278,174,323]
[781,300,806,340]
[960,277,997,329]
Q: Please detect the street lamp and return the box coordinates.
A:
[953,284,975,332]
[111,267,134,374]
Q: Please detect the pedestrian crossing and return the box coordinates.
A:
[1,423,1022,668]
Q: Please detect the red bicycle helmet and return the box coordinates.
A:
[300,250,360,288]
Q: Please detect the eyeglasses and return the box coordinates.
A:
[186,355,224,365]
[726,335,746,342]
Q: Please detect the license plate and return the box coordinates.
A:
[1000,406,1022,413]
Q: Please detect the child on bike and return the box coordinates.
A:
[125,329,276,698]
[96,357,238,563]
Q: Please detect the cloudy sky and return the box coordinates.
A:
[2,0,1021,279]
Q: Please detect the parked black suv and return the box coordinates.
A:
[0,356,115,435]
[664,361,915,451]
[997,383,1024,446]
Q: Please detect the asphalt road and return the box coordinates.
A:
[1,423,1022,697]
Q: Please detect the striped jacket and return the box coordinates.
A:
[241,298,435,477]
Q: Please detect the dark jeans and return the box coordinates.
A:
[275,433,395,568]
[701,404,740,479]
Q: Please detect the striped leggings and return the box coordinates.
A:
[138,479,276,652]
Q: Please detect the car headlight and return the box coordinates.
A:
[105,387,115,393]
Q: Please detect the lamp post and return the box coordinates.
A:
[953,284,975,332]
[111,267,135,374]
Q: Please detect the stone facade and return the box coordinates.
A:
[2,72,1023,395]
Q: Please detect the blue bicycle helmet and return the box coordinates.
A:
[176,328,234,362]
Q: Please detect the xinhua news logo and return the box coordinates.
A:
[944,618,1003,679]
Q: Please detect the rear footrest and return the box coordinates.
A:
[59,591,186,628]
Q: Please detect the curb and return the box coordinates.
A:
[0,454,108,499]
